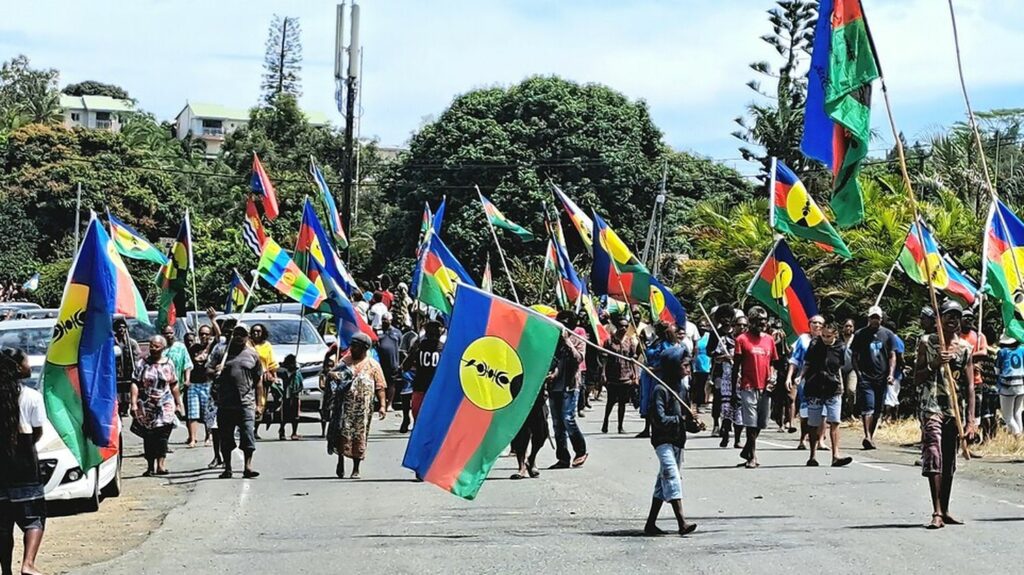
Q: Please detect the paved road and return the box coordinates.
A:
[76,404,1024,575]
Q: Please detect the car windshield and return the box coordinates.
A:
[253,319,321,346]
[0,326,52,356]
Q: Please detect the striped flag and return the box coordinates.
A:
[242,196,267,257]
[257,238,326,309]
[224,270,253,314]
[481,254,493,293]
[309,156,349,249]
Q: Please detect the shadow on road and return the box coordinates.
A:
[355,534,477,539]
[974,516,1024,522]
[283,476,418,482]
[844,523,922,530]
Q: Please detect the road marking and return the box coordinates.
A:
[858,463,890,472]
[757,440,890,471]
[998,499,1024,509]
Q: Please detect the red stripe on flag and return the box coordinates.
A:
[759,257,779,281]
[831,125,847,177]
[774,182,791,209]
[423,400,494,491]
[785,286,811,335]
[988,229,1009,261]
[905,230,926,262]
[832,0,864,27]
[485,299,526,348]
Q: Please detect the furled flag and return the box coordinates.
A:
[257,238,326,309]
[801,0,879,228]
[897,218,978,306]
[481,254,493,293]
[155,213,193,330]
[224,270,253,315]
[22,273,39,292]
[478,191,534,241]
[251,152,280,221]
[591,211,652,304]
[747,239,819,343]
[552,184,594,249]
[242,196,268,258]
[432,196,447,235]
[768,158,852,258]
[581,294,610,346]
[418,202,433,247]
[42,218,120,470]
[309,156,349,249]
[983,200,1024,342]
[295,198,358,298]
[106,211,169,265]
[552,226,584,305]
[308,257,375,348]
[402,285,562,500]
[411,229,476,317]
[649,276,687,330]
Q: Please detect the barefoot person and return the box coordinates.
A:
[801,322,853,467]
[914,300,977,529]
[732,307,777,469]
[644,345,697,536]
[0,348,46,575]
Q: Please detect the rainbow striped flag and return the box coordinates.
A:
[257,238,325,309]
[107,211,168,265]
[411,229,475,316]
[478,192,534,241]
[402,285,561,499]
[43,218,120,469]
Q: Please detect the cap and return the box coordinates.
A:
[962,307,975,317]
[232,323,250,335]
[939,299,963,316]
[867,305,883,319]
[920,306,936,319]
[350,332,373,348]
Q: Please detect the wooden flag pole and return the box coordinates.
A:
[187,209,201,334]
[476,186,519,304]
[219,269,261,372]
[862,4,970,457]
[873,260,899,308]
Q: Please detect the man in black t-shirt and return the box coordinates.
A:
[851,305,898,450]
[403,320,444,424]
[802,322,853,468]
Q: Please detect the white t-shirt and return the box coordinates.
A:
[367,302,389,330]
[18,386,45,434]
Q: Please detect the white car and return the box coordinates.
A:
[217,313,330,414]
[0,319,121,512]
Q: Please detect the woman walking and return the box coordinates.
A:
[131,335,183,476]
[601,315,638,434]
[996,334,1024,435]
[0,348,46,575]
[331,333,386,479]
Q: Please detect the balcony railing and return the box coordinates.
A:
[200,127,225,137]
[94,120,113,130]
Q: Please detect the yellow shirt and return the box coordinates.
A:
[253,341,278,373]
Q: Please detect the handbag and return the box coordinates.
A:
[129,418,149,439]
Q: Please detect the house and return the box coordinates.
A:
[174,102,332,157]
[60,94,134,132]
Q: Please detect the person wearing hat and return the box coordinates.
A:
[996,333,1024,435]
[913,299,976,529]
[335,332,387,479]
[207,324,265,479]
[960,308,996,441]
[850,305,899,450]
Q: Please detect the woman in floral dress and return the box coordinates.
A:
[336,333,386,479]
[131,335,183,476]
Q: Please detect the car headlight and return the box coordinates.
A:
[61,466,84,484]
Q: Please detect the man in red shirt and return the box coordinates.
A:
[730,306,778,469]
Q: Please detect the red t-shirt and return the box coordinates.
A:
[734,332,779,391]
[381,290,395,309]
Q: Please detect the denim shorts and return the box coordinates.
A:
[653,443,684,502]
[0,497,46,533]
[806,395,842,427]
[857,379,886,416]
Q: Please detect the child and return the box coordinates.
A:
[272,355,304,440]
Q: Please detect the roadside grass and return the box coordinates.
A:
[859,417,1024,459]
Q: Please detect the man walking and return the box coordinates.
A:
[546,311,588,469]
[208,324,265,479]
[731,307,777,468]
[601,315,638,434]
[851,306,898,450]
[914,300,976,529]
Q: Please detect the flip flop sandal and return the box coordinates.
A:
[510,473,526,480]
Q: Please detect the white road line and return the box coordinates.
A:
[858,463,890,472]
[757,439,890,471]
[997,499,1024,509]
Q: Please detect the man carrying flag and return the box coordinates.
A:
[801,0,880,228]
[768,158,851,258]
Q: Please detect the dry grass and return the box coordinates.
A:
[861,417,1024,459]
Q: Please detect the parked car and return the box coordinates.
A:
[0,319,122,511]
[1,302,41,310]
[16,308,59,320]
[251,303,331,336]
[217,313,329,414]
[125,312,189,354]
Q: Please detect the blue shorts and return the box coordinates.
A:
[806,395,841,427]
[653,443,684,502]
[857,379,886,417]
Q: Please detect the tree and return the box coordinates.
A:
[732,1,817,172]
[62,80,133,102]
[374,75,750,286]
[0,55,62,133]
[261,15,302,104]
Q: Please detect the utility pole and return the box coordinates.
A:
[73,182,82,253]
[337,2,360,263]
[641,161,667,271]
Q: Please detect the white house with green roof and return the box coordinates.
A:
[174,101,330,157]
[60,94,134,132]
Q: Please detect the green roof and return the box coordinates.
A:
[305,110,331,126]
[184,102,251,121]
[59,94,134,112]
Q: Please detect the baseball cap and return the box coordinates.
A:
[232,323,250,336]
[920,306,936,319]
[866,305,883,318]
[939,299,963,316]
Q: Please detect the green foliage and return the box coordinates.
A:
[61,81,133,102]
[261,15,302,104]
[0,55,62,134]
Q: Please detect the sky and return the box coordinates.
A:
[3,0,1023,176]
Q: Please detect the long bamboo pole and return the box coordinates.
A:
[476,186,520,304]
[862,2,970,457]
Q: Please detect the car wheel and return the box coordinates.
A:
[79,474,101,513]
[101,443,123,498]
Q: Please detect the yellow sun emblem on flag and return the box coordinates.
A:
[770,262,793,304]
[459,336,523,411]
[650,285,666,315]
[1001,247,1024,321]
[785,182,825,227]
[917,253,949,290]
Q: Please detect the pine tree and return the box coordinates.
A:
[261,15,302,104]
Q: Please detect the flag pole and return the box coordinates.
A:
[476,186,520,304]
[220,270,260,371]
[862,2,969,457]
[186,210,201,334]
[873,260,899,308]
[295,197,312,360]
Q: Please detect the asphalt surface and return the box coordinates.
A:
[75,403,1024,575]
